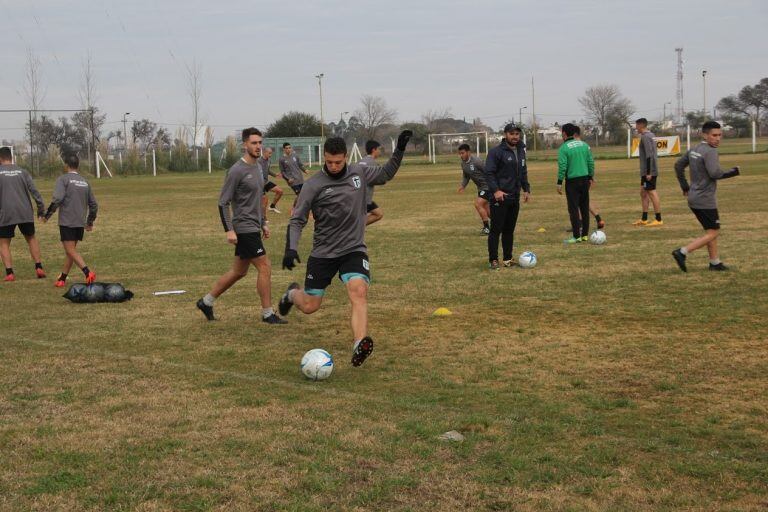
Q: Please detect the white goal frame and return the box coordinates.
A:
[427,131,489,163]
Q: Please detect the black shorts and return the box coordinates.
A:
[304,251,370,296]
[264,181,277,192]
[234,232,266,259]
[641,176,658,191]
[477,189,490,200]
[366,201,379,213]
[0,222,35,238]
[291,184,303,195]
[691,208,720,230]
[60,226,85,242]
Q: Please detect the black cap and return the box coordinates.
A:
[503,123,522,133]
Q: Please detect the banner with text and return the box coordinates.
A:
[631,136,681,157]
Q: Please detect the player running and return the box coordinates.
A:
[43,153,98,286]
[633,118,663,226]
[672,121,739,272]
[484,123,531,270]
[457,143,490,235]
[279,130,412,367]
[360,140,385,226]
[279,143,309,196]
[196,128,286,324]
[557,123,595,243]
[260,147,284,215]
[0,146,46,281]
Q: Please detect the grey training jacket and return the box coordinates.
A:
[288,150,404,258]
[218,159,265,234]
[279,154,307,185]
[638,131,659,176]
[674,142,737,209]
[0,164,45,226]
[460,155,488,191]
[45,172,98,227]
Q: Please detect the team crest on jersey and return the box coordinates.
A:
[352,176,361,188]
[469,164,475,171]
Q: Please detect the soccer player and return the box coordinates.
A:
[484,123,530,270]
[0,146,46,281]
[279,143,309,196]
[457,143,490,235]
[360,140,385,226]
[557,123,595,243]
[196,128,286,324]
[260,147,284,215]
[633,117,663,226]
[671,121,739,272]
[278,130,412,367]
[43,153,98,286]
[575,126,605,229]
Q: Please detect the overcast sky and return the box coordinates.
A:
[1,0,766,141]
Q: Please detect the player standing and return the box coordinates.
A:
[457,143,490,234]
[557,124,595,243]
[484,123,531,270]
[196,128,286,324]
[0,147,46,281]
[672,121,739,272]
[360,140,385,226]
[260,147,283,215]
[43,154,98,286]
[633,118,663,226]
[278,131,412,367]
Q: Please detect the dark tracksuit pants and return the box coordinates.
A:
[488,196,520,262]
[565,177,590,238]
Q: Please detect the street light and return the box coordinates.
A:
[122,112,131,150]
[315,74,325,139]
[518,106,527,126]
[702,70,708,118]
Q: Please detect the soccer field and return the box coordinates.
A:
[2,152,767,511]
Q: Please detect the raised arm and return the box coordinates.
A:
[364,130,411,186]
[703,149,739,180]
[674,151,690,192]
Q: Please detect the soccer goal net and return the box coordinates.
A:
[427,131,489,164]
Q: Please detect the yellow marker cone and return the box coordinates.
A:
[537,227,547,233]
[433,307,453,316]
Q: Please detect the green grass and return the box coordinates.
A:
[1,151,767,510]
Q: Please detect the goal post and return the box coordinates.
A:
[427,131,489,163]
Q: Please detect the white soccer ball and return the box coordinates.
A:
[589,230,607,245]
[301,349,334,381]
[518,251,537,268]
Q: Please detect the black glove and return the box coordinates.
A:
[731,166,740,176]
[396,130,413,151]
[720,166,740,179]
[282,249,300,270]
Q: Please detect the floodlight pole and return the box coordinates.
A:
[518,106,527,126]
[531,76,537,151]
[315,73,325,140]
[122,112,131,150]
[702,70,708,118]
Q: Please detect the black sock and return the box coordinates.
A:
[483,220,489,228]
[58,273,68,281]
[270,203,276,208]
[35,262,43,269]
[642,212,648,221]
[655,213,662,221]
[82,266,90,277]
[5,267,13,276]
[595,214,602,223]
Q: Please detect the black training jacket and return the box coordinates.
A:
[484,140,530,197]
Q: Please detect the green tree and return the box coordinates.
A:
[716,77,768,135]
[266,111,322,138]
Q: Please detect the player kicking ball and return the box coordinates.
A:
[672,121,739,272]
[457,144,490,235]
[43,154,98,286]
[0,146,47,281]
[279,131,412,366]
[196,128,286,324]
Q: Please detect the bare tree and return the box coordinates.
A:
[578,85,633,146]
[23,47,46,112]
[421,107,453,132]
[354,95,397,139]
[186,59,203,147]
[75,52,105,160]
[78,52,97,110]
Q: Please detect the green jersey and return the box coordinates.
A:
[557,138,594,184]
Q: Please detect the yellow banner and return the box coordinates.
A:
[631,136,681,157]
